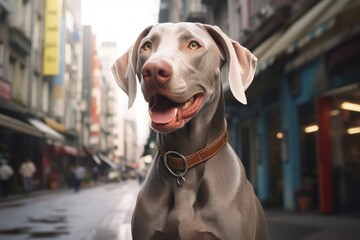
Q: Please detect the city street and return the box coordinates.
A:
[1,0,360,239]
[0,181,141,240]
[266,209,360,240]
[1,180,360,240]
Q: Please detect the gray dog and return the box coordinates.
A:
[112,22,267,240]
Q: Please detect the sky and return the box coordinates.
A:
[81,0,160,54]
[81,0,160,145]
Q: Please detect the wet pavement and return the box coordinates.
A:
[1,183,360,240]
[266,209,360,240]
[0,181,139,240]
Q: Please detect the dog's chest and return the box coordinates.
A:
[153,230,220,240]
[157,209,220,240]
[155,181,221,239]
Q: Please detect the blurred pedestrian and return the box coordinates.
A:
[19,158,36,193]
[66,166,75,189]
[73,163,86,192]
[138,170,144,185]
[92,166,99,184]
[0,159,14,197]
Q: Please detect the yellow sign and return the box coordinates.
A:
[44,117,66,133]
[43,0,61,75]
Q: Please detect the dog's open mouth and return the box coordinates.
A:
[149,93,204,127]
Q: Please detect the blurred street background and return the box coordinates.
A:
[0,0,359,239]
[1,180,360,240]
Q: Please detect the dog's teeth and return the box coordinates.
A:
[149,96,156,110]
[183,97,195,109]
[183,101,190,109]
[174,108,178,120]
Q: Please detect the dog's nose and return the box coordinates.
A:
[141,60,172,85]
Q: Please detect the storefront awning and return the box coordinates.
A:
[254,0,354,74]
[97,154,117,169]
[52,143,83,156]
[253,32,282,72]
[44,117,66,133]
[91,154,102,165]
[0,113,42,137]
[28,118,64,142]
[82,147,116,168]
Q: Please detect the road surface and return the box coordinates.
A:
[0,180,140,240]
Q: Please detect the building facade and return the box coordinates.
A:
[98,42,122,162]
[0,0,119,194]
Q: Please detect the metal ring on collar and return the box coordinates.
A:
[164,151,188,185]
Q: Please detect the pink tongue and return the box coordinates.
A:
[150,108,176,124]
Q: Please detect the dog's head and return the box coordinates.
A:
[112,22,257,133]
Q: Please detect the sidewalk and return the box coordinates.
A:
[1,190,360,240]
[266,208,360,240]
[0,187,69,208]
[0,183,100,207]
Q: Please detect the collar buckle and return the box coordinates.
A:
[164,151,188,186]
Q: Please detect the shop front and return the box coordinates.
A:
[330,88,360,212]
[317,85,360,213]
[285,54,360,213]
[0,114,44,193]
[0,111,73,193]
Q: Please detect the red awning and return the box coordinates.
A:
[52,144,84,156]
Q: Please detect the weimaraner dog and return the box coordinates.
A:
[112,22,267,240]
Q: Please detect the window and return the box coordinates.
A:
[8,58,15,84]
[331,89,360,212]
[23,0,31,36]
[31,73,43,110]
[0,42,4,76]
[42,78,49,112]
[31,73,38,109]
[66,10,74,32]
[20,64,27,103]
[65,43,72,65]
[33,14,41,51]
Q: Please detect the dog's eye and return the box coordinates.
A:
[142,42,152,51]
[188,41,200,50]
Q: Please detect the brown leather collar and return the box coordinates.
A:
[158,127,228,174]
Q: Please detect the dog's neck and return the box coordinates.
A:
[157,93,225,157]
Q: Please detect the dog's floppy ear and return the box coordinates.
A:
[112,25,153,108]
[201,24,257,104]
